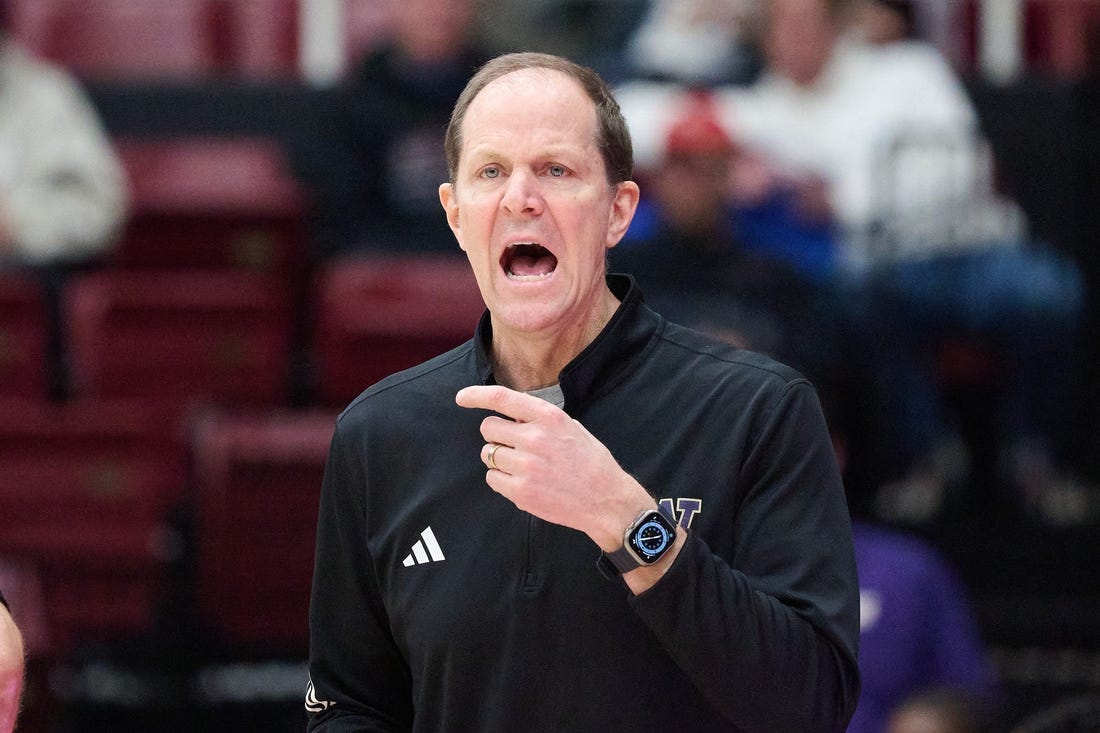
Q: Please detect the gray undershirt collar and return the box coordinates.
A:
[525,383,565,409]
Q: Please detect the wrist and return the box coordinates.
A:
[589,478,658,552]
[596,504,679,581]
[621,527,685,594]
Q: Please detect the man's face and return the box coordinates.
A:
[655,152,734,234]
[763,0,838,87]
[851,0,909,45]
[439,69,638,338]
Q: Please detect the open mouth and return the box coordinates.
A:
[501,242,558,281]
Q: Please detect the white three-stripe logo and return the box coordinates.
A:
[402,526,445,566]
[304,677,335,713]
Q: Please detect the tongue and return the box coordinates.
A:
[510,253,556,277]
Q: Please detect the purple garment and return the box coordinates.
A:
[849,521,997,733]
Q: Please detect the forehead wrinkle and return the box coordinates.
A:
[462,70,601,171]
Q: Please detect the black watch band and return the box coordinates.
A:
[596,507,677,580]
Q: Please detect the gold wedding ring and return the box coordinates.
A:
[486,442,503,471]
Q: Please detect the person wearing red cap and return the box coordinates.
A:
[613,89,847,417]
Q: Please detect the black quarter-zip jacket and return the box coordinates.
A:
[307,275,860,732]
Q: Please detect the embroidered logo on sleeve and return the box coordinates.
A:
[401,526,446,566]
[658,497,703,529]
[305,677,336,713]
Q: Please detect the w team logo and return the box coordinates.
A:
[658,497,703,529]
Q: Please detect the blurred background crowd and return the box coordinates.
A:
[0,0,1098,730]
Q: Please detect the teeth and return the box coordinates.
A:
[502,241,555,281]
[506,271,554,281]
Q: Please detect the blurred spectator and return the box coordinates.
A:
[886,687,997,733]
[0,3,128,268]
[615,81,839,279]
[846,0,982,74]
[613,90,842,395]
[623,0,763,85]
[298,0,490,257]
[851,521,1001,733]
[850,0,917,45]
[720,0,1094,525]
[723,0,985,261]
[476,0,647,80]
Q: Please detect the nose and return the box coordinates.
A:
[500,169,544,217]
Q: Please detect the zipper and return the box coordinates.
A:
[520,513,544,594]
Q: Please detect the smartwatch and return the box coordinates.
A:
[597,506,678,578]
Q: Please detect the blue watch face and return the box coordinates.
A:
[630,513,675,561]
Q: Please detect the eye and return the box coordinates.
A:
[547,164,567,177]
[480,165,502,180]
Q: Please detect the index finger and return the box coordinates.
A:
[455,385,557,423]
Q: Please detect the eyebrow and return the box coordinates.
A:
[465,142,595,168]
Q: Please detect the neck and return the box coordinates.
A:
[490,287,620,391]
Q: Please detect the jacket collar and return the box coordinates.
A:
[473,274,664,413]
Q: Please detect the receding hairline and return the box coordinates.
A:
[477,64,586,95]
[464,66,601,134]
[444,51,634,186]
[449,67,599,178]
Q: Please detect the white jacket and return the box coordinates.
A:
[0,40,128,265]
[719,38,1023,268]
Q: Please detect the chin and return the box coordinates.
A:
[490,299,571,336]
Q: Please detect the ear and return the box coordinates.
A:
[439,182,465,251]
[605,180,640,250]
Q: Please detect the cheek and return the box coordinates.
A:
[457,198,494,237]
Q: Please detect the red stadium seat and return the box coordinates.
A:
[113,136,309,277]
[0,397,188,656]
[0,272,49,399]
[65,270,295,414]
[3,0,62,58]
[1022,0,1100,76]
[310,254,485,406]
[220,0,300,79]
[343,0,394,67]
[34,0,221,81]
[954,0,1100,77]
[190,408,336,653]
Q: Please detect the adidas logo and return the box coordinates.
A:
[402,526,445,566]
[304,677,335,713]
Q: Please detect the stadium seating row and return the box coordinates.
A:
[0,131,485,657]
[0,255,483,410]
[0,130,486,405]
[0,247,484,656]
[112,137,310,276]
[5,0,392,81]
[9,1,1100,82]
[0,253,485,656]
[0,398,335,658]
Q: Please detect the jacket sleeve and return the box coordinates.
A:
[628,380,861,732]
[306,418,414,732]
